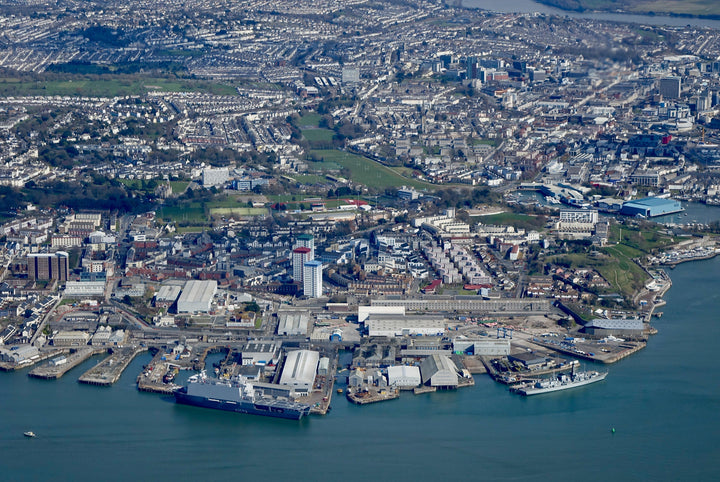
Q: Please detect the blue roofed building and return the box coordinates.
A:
[620,197,682,218]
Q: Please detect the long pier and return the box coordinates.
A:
[28,347,105,379]
[532,339,646,364]
[78,346,147,386]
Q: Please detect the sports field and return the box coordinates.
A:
[309,149,434,191]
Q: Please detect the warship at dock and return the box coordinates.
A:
[174,371,311,420]
[511,369,607,396]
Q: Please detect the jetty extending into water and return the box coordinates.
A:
[79,346,147,386]
[29,347,105,379]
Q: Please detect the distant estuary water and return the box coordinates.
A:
[461,0,720,29]
[1,256,720,480]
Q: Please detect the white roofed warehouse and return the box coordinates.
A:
[176,280,217,313]
[420,354,459,389]
[279,349,320,394]
[387,365,421,389]
[277,311,310,336]
[366,315,445,337]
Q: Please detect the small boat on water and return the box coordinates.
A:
[24,431,36,438]
[337,388,344,394]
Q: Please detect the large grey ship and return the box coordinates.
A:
[174,371,311,420]
[511,369,607,396]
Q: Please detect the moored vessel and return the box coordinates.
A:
[511,368,607,396]
[174,371,311,420]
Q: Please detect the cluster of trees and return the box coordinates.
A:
[18,177,153,213]
[432,187,501,210]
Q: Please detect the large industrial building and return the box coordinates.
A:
[279,349,319,394]
[452,337,511,356]
[276,311,310,336]
[239,342,280,365]
[371,298,552,315]
[365,314,445,337]
[176,280,217,313]
[387,365,422,388]
[620,197,682,218]
[65,280,106,296]
[420,354,459,388]
[0,345,39,365]
[584,318,645,337]
[154,285,182,307]
[358,305,405,322]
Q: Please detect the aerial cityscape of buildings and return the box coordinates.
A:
[2,0,720,424]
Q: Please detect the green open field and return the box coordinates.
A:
[298,113,323,128]
[472,212,546,231]
[169,181,190,193]
[158,203,205,223]
[0,77,238,97]
[547,223,677,300]
[309,149,435,191]
[302,128,335,143]
[548,249,647,300]
[608,223,678,252]
[539,0,720,16]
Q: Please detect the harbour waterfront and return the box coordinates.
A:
[2,259,720,481]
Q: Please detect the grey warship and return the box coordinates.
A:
[174,371,311,420]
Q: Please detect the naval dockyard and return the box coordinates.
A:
[0,288,656,418]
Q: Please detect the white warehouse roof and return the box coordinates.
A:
[387,365,421,388]
[420,354,459,387]
[156,285,182,302]
[366,315,445,337]
[280,349,319,388]
[177,280,217,313]
[277,311,310,336]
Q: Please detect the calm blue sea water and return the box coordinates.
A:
[2,259,719,481]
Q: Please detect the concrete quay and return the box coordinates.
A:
[28,347,105,379]
[413,386,436,395]
[136,350,182,394]
[481,355,579,384]
[308,374,334,415]
[532,339,646,364]
[78,346,147,386]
